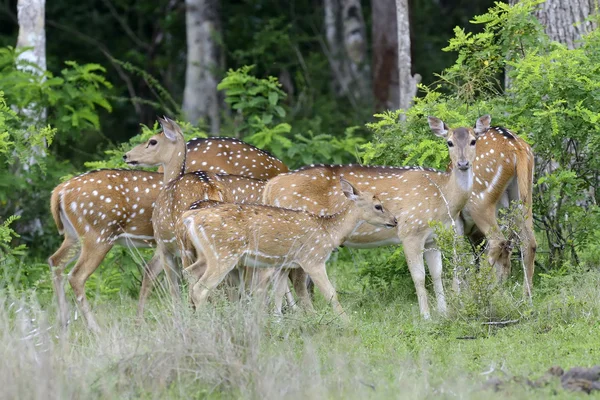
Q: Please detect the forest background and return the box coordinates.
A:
[1,0,600,397]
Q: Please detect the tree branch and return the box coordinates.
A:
[100,0,151,50]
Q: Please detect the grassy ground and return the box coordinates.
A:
[1,251,599,399]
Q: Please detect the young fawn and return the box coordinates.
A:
[262,116,484,318]
[181,179,397,320]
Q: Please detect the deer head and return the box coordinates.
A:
[427,115,485,172]
[340,178,397,228]
[123,116,185,168]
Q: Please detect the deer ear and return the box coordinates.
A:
[474,114,491,135]
[159,116,179,142]
[428,116,449,138]
[340,178,360,201]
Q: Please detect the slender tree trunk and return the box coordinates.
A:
[14,0,46,236]
[324,0,371,106]
[15,0,47,166]
[15,0,47,126]
[396,0,420,114]
[182,0,222,135]
[372,0,399,111]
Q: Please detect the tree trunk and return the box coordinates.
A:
[372,0,399,111]
[510,0,598,49]
[14,0,46,236]
[324,0,371,107]
[15,0,47,125]
[396,0,420,115]
[182,0,222,135]
[15,0,47,166]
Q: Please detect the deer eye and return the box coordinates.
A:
[447,141,454,147]
[149,139,158,146]
[470,139,477,146]
[375,204,383,211]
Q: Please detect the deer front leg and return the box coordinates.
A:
[424,245,447,316]
[290,268,312,311]
[470,206,511,282]
[160,250,181,303]
[137,254,163,318]
[303,263,348,323]
[402,236,430,319]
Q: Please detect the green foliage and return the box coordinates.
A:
[0,216,26,260]
[218,65,289,138]
[440,0,548,101]
[0,47,112,136]
[219,66,366,168]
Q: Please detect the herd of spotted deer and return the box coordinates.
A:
[48,115,536,332]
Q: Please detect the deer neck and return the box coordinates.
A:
[162,139,187,185]
[317,202,362,247]
[444,167,473,215]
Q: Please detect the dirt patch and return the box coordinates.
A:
[481,365,600,394]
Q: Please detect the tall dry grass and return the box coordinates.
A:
[0,290,473,400]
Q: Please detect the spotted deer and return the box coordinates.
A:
[181,179,397,320]
[455,123,536,295]
[124,117,270,318]
[262,116,488,318]
[49,133,286,332]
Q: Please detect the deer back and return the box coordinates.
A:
[152,171,230,246]
[214,174,267,204]
[180,137,289,179]
[264,165,451,246]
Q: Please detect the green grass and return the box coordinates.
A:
[1,253,599,399]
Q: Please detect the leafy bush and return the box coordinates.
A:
[218,66,366,168]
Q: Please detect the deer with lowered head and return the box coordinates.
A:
[50,135,287,333]
[262,116,486,318]
[123,117,271,318]
[181,179,397,320]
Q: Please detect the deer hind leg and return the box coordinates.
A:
[191,256,238,309]
[67,239,112,333]
[470,205,511,282]
[48,236,81,330]
[516,207,537,298]
[402,236,430,319]
[423,245,447,316]
[272,269,291,317]
[302,263,348,322]
[182,254,207,306]
[137,254,163,318]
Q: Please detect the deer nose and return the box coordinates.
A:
[123,154,128,161]
[457,160,470,170]
[393,217,398,225]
